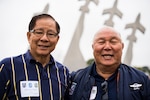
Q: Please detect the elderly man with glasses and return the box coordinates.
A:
[0,14,69,100]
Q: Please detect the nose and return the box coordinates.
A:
[40,33,49,41]
[104,42,111,50]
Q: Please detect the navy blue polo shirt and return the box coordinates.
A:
[0,50,69,100]
[91,66,118,100]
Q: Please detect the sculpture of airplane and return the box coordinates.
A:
[102,0,122,27]
[79,0,99,13]
[123,13,145,65]
[125,13,145,42]
[64,0,99,71]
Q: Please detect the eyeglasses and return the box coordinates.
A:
[30,29,58,38]
[101,81,108,100]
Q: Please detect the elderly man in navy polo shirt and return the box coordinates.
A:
[0,14,69,100]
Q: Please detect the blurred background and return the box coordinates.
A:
[0,0,150,75]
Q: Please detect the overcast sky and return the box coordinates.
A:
[0,0,150,68]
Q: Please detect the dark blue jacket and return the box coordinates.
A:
[67,63,150,100]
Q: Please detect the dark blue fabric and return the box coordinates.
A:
[67,62,150,100]
[91,65,117,100]
[0,50,69,100]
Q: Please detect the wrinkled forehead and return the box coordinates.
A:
[93,27,122,41]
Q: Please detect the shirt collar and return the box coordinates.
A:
[91,63,119,81]
[24,50,55,65]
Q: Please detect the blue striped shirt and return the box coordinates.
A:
[0,51,69,100]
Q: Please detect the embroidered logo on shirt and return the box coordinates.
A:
[129,83,143,90]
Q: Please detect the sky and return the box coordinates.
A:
[0,0,150,69]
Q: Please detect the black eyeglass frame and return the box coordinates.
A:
[29,29,58,38]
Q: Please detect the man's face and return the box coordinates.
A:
[27,18,59,58]
[92,28,124,67]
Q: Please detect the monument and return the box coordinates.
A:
[63,0,99,71]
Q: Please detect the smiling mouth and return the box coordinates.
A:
[38,45,49,49]
[102,54,113,59]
